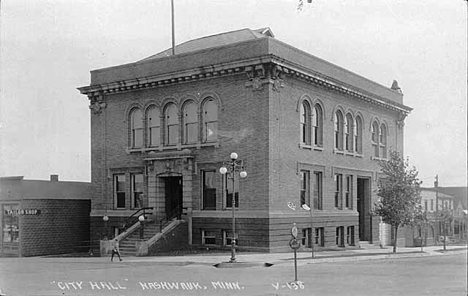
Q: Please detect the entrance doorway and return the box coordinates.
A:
[357,178,371,242]
[2,204,20,255]
[164,177,182,219]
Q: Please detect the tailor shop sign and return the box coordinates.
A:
[4,209,41,215]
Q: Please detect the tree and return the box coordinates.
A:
[373,150,422,253]
[413,209,431,252]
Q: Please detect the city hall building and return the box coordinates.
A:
[79,28,411,254]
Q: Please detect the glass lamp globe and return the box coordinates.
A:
[103,215,109,222]
[138,215,145,222]
[239,171,247,178]
[219,166,228,174]
[230,152,238,160]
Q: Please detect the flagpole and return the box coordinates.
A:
[171,0,175,55]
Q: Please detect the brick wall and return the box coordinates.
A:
[89,60,405,252]
[20,199,90,257]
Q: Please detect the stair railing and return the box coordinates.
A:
[159,207,184,232]
[122,207,153,230]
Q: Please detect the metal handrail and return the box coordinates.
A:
[122,207,153,230]
[159,207,183,232]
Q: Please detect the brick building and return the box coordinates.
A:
[0,175,92,257]
[79,28,411,253]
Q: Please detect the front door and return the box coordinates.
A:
[164,177,182,219]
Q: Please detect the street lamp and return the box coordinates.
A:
[103,215,109,240]
[301,204,315,259]
[139,215,145,240]
[219,152,247,263]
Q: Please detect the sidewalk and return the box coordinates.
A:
[125,245,467,266]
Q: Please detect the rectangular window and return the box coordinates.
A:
[335,174,342,209]
[2,204,20,244]
[424,200,428,211]
[347,226,355,246]
[131,173,144,209]
[204,122,218,143]
[345,175,352,209]
[315,227,324,247]
[336,226,344,247]
[430,199,434,211]
[133,128,143,148]
[185,122,198,144]
[167,124,179,145]
[302,228,312,248]
[300,170,310,207]
[224,175,239,208]
[223,230,238,246]
[149,126,160,147]
[202,171,216,210]
[114,174,126,209]
[201,230,217,246]
[313,172,323,210]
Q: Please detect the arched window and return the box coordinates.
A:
[334,111,344,150]
[312,104,323,147]
[165,103,179,145]
[300,101,311,145]
[147,106,160,147]
[371,121,380,157]
[345,114,353,152]
[380,124,387,158]
[354,116,362,154]
[183,101,198,144]
[130,108,143,148]
[202,98,218,143]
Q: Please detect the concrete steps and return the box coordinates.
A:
[359,241,381,249]
[119,222,161,256]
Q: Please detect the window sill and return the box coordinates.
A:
[333,148,344,155]
[371,156,388,161]
[127,142,220,154]
[299,143,324,151]
[333,149,363,158]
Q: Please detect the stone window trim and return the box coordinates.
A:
[297,163,325,211]
[145,105,162,148]
[300,100,312,146]
[298,143,324,151]
[296,162,326,175]
[201,230,217,246]
[201,170,217,211]
[108,167,146,211]
[370,118,389,160]
[129,108,143,149]
[126,141,220,154]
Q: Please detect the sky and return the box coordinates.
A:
[0,0,466,187]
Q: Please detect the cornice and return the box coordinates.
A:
[78,56,411,115]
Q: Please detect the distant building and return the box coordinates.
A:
[437,187,467,241]
[79,28,411,254]
[405,187,467,247]
[0,175,91,257]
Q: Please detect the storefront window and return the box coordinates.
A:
[3,204,20,244]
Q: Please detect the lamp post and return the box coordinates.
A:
[139,215,145,240]
[103,215,109,240]
[220,152,247,263]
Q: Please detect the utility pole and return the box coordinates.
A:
[435,175,439,243]
[171,0,176,55]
